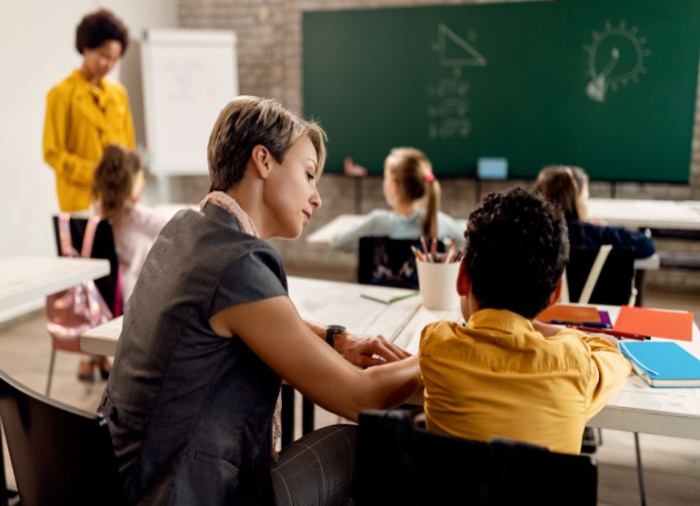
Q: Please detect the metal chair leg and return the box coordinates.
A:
[634,432,647,506]
[45,349,56,396]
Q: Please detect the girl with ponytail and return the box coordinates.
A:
[331,147,465,250]
[91,144,168,303]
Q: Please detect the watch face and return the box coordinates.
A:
[327,325,346,334]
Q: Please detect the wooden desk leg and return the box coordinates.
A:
[302,397,315,435]
[281,383,295,448]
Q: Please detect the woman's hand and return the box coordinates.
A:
[335,332,411,367]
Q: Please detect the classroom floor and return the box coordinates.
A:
[1,281,700,505]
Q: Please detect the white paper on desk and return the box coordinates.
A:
[394,306,443,355]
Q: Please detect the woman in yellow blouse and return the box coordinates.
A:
[43,8,135,213]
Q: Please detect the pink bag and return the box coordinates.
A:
[46,213,113,351]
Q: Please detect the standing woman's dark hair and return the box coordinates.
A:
[91,144,143,228]
[533,165,588,222]
[75,8,129,55]
[385,147,441,237]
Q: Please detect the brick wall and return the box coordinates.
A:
[175,0,700,288]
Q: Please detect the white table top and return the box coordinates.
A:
[81,275,700,439]
[0,255,111,312]
[588,198,700,231]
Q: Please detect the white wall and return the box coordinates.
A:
[0,0,178,256]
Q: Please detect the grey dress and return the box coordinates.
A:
[99,202,288,505]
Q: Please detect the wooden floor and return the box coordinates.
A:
[2,283,700,505]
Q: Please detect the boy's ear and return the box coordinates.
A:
[545,276,564,309]
[456,257,471,296]
[250,145,272,179]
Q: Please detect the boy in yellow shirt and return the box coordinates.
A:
[419,187,630,455]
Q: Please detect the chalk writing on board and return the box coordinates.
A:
[584,20,650,102]
[427,78,471,140]
[433,23,487,78]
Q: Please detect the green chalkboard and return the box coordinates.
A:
[303,0,700,183]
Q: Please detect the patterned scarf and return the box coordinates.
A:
[200,191,283,460]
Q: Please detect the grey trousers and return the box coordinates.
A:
[271,424,357,506]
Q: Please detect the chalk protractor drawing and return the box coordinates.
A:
[434,23,487,76]
[584,20,650,102]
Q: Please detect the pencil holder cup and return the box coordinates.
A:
[416,259,461,311]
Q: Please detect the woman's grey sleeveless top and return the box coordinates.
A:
[99,203,287,505]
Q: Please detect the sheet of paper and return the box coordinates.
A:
[614,305,694,342]
[536,304,601,324]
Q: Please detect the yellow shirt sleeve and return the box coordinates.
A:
[584,334,632,418]
[42,87,98,187]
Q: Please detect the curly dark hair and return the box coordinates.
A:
[75,9,129,55]
[464,187,569,318]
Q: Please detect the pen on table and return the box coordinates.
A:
[443,238,456,263]
[566,325,649,340]
[388,291,419,304]
[411,245,426,262]
[361,294,390,305]
[551,320,610,328]
[420,236,431,262]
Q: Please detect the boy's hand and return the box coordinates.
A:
[335,332,411,367]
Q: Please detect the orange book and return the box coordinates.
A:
[614,306,693,342]
[536,305,601,324]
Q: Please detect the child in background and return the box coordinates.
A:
[331,147,466,250]
[91,144,168,304]
[419,187,630,455]
[534,166,655,259]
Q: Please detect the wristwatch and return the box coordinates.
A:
[326,325,346,348]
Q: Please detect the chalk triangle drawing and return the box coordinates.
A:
[439,23,487,67]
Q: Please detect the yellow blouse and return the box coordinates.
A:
[43,70,135,212]
[419,309,631,455]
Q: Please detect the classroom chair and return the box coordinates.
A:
[46,215,121,395]
[357,236,445,289]
[0,369,125,506]
[562,246,637,306]
[353,409,597,506]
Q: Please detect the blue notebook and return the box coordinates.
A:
[620,341,700,388]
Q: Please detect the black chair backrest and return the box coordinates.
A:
[354,409,597,506]
[52,215,119,314]
[358,236,445,290]
[0,369,124,506]
[567,247,635,305]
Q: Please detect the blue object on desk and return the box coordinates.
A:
[477,157,508,180]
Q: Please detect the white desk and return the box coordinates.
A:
[0,255,111,504]
[81,276,700,440]
[588,198,700,231]
[0,256,111,312]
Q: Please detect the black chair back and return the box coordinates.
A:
[358,236,445,289]
[52,215,119,314]
[0,369,124,506]
[354,409,597,506]
[567,247,635,305]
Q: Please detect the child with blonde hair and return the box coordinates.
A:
[331,147,465,250]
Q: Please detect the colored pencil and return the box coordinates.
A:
[420,236,431,262]
[430,237,438,262]
[443,238,456,263]
[566,325,649,340]
[410,245,426,262]
[388,291,420,304]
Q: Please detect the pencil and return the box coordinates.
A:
[410,245,426,262]
[388,291,419,304]
[420,236,431,262]
[430,238,438,262]
[443,238,456,263]
[567,325,649,340]
[361,294,389,305]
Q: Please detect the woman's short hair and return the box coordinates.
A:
[533,165,589,222]
[207,96,327,193]
[75,9,129,55]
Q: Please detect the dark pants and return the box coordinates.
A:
[271,425,357,506]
